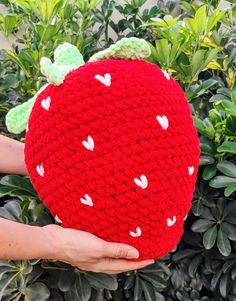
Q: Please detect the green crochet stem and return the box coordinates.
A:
[6,38,151,134]
[40,43,85,86]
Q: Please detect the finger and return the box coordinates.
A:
[100,259,155,274]
[91,258,154,274]
[100,242,140,259]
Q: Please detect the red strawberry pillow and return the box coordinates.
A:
[6,38,201,260]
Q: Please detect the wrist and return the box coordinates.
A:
[40,224,63,260]
[0,135,28,175]
[41,224,73,263]
[17,142,28,175]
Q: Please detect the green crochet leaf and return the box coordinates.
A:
[5,84,49,134]
[40,58,74,86]
[54,43,84,66]
[40,43,85,86]
[89,37,151,62]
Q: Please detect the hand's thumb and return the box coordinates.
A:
[102,242,139,259]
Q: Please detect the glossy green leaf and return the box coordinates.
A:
[210,176,236,188]
[219,274,229,298]
[172,249,199,262]
[223,201,236,217]
[211,269,222,290]
[219,100,236,116]
[201,207,214,220]
[200,156,215,165]
[154,39,170,66]
[0,14,20,35]
[149,15,180,27]
[221,223,236,241]
[25,282,50,301]
[231,90,236,105]
[188,254,202,277]
[191,219,214,232]
[7,50,31,77]
[134,276,142,301]
[141,280,156,301]
[225,116,236,135]
[185,18,198,36]
[192,199,203,216]
[0,200,21,221]
[231,266,236,281]
[195,5,207,35]
[74,274,91,301]
[194,117,215,139]
[217,228,231,256]
[0,176,37,197]
[187,79,218,100]
[124,273,135,290]
[203,164,217,180]
[217,141,236,154]
[192,50,206,75]
[222,259,236,274]
[140,273,166,290]
[217,161,236,177]
[200,138,216,156]
[225,183,236,197]
[207,8,226,32]
[203,225,217,249]
[85,273,118,290]
[58,271,75,292]
[192,48,219,79]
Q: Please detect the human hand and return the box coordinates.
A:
[44,225,154,274]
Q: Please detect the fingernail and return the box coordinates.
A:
[149,259,155,264]
[127,249,139,259]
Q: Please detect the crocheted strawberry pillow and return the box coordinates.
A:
[6,38,200,260]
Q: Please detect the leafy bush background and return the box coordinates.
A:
[0,0,236,300]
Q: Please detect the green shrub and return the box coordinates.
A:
[0,0,235,300]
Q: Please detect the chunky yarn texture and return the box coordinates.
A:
[24,59,200,260]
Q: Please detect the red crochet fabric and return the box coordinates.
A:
[25,59,200,260]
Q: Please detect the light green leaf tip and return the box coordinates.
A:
[5,84,49,134]
[89,37,151,62]
[40,43,85,86]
